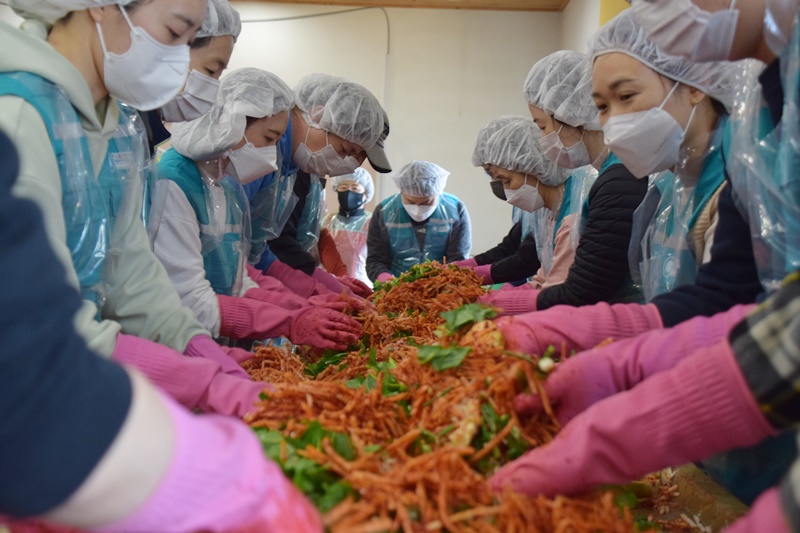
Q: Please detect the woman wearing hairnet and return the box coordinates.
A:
[465,120,583,289]
[489,3,800,513]
[480,50,647,314]
[449,115,543,285]
[320,167,375,287]
[0,2,320,531]
[142,0,242,155]
[490,4,800,529]
[151,67,362,350]
[244,73,387,300]
[366,161,471,281]
[591,12,743,301]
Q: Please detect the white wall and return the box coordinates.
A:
[560,0,600,52]
[231,2,562,254]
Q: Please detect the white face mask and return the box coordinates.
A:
[539,126,591,169]
[293,124,360,177]
[160,69,220,122]
[632,0,739,62]
[96,5,190,111]
[505,175,545,212]
[403,200,438,222]
[227,137,278,185]
[603,83,696,179]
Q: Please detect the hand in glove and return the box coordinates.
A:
[513,304,755,425]
[490,339,776,496]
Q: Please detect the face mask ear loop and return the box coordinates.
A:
[659,81,682,111]
[117,3,136,30]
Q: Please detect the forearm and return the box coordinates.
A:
[473,223,522,265]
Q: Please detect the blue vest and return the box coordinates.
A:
[0,71,140,312]
[157,149,247,297]
[639,118,728,301]
[728,26,800,294]
[296,175,324,254]
[381,193,461,276]
[245,114,299,264]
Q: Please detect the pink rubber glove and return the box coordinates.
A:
[478,285,540,315]
[490,339,777,496]
[495,301,663,356]
[98,391,322,533]
[376,272,394,282]
[218,296,361,350]
[722,488,788,533]
[266,260,335,298]
[220,345,255,363]
[112,334,266,417]
[337,275,373,298]
[184,334,249,378]
[311,267,354,296]
[308,292,366,313]
[244,286,307,310]
[247,264,297,296]
[514,304,756,425]
[451,258,478,269]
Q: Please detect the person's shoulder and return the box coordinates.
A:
[157,148,198,182]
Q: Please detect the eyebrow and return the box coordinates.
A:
[267,128,283,136]
[592,77,636,98]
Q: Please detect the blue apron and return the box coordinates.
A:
[0,71,141,314]
[382,193,461,276]
[157,149,249,297]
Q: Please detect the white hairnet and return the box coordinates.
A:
[589,9,743,112]
[197,0,242,40]
[392,161,449,198]
[331,167,375,203]
[10,0,136,26]
[171,67,294,160]
[524,50,601,130]
[471,115,530,166]
[295,73,384,150]
[485,120,569,187]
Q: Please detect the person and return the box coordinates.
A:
[450,115,543,285]
[463,119,581,289]
[0,127,321,532]
[320,167,375,287]
[366,160,471,281]
[490,272,798,533]
[142,0,241,155]
[479,50,648,313]
[244,74,387,299]
[0,0,271,419]
[150,67,362,349]
[589,10,742,302]
[493,0,800,505]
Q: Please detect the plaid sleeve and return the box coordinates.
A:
[729,271,800,429]
[781,437,800,532]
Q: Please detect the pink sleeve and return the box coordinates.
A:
[539,215,577,290]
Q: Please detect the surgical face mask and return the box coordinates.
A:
[160,70,220,122]
[293,126,360,177]
[631,0,739,62]
[603,83,696,179]
[228,138,278,185]
[539,125,591,169]
[403,200,438,222]
[338,190,365,212]
[505,175,544,212]
[490,180,506,201]
[96,5,190,111]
